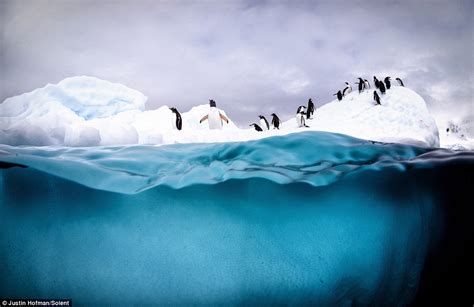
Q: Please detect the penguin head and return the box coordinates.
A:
[258,115,264,119]
[249,123,256,127]
[271,113,276,117]
[169,107,177,113]
[209,100,216,107]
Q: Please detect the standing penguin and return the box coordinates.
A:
[307,98,315,119]
[384,77,391,89]
[169,107,183,130]
[355,78,364,93]
[343,82,352,96]
[364,79,370,90]
[296,106,309,128]
[374,76,381,89]
[249,123,263,131]
[379,81,386,94]
[199,99,229,129]
[270,113,281,129]
[396,78,405,87]
[373,91,381,105]
[333,90,343,101]
[258,115,270,130]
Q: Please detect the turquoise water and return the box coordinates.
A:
[1,132,473,305]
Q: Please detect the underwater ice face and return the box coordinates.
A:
[1,131,473,305]
[0,131,432,194]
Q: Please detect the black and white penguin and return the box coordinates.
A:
[373,91,381,105]
[199,99,229,129]
[396,78,405,87]
[270,113,281,129]
[384,77,391,90]
[258,115,270,130]
[307,98,315,119]
[355,78,364,93]
[296,106,309,128]
[333,90,343,101]
[374,76,381,89]
[364,79,370,90]
[249,123,263,131]
[296,105,307,114]
[379,81,386,94]
[169,107,182,130]
[343,82,352,96]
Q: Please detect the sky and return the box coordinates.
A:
[1,0,473,127]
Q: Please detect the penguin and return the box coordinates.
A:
[296,105,307,114]
[258,115,270,130]
[249,123,263,131]
[307,98,315,119]
[379,81,386,94]
[333,90,343,101]
[364,79,370,90]
[396,78,404,87]
[343,82,352,96]
[374,76,380,89]
[355,78,364,93]
[169,107,182,130]
[373,91,381,105]
[199,99,229,129]
[296,106,309,128]
[270,113,281,129]
[384,77,391,90]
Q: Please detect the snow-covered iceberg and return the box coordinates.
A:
[0,76,440,147]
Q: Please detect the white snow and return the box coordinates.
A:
[1,76,443,148]
[436,116,474,150]
[281,86,440,148]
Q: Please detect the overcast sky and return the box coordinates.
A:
[1,0,472,126]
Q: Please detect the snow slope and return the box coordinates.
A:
[284,87,440,148]
[1,76,440,147]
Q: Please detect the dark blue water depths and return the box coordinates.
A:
[0,132,473,305]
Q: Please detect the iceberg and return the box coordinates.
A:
[1,132,473,305]
[1,76,440,147]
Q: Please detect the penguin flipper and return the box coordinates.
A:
[220,113,229,123]
[199,115,208,123]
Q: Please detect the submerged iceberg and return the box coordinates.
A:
[1,132,473,304]
[0,76,439,147]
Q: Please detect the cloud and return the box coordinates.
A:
[1,0,472,126]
